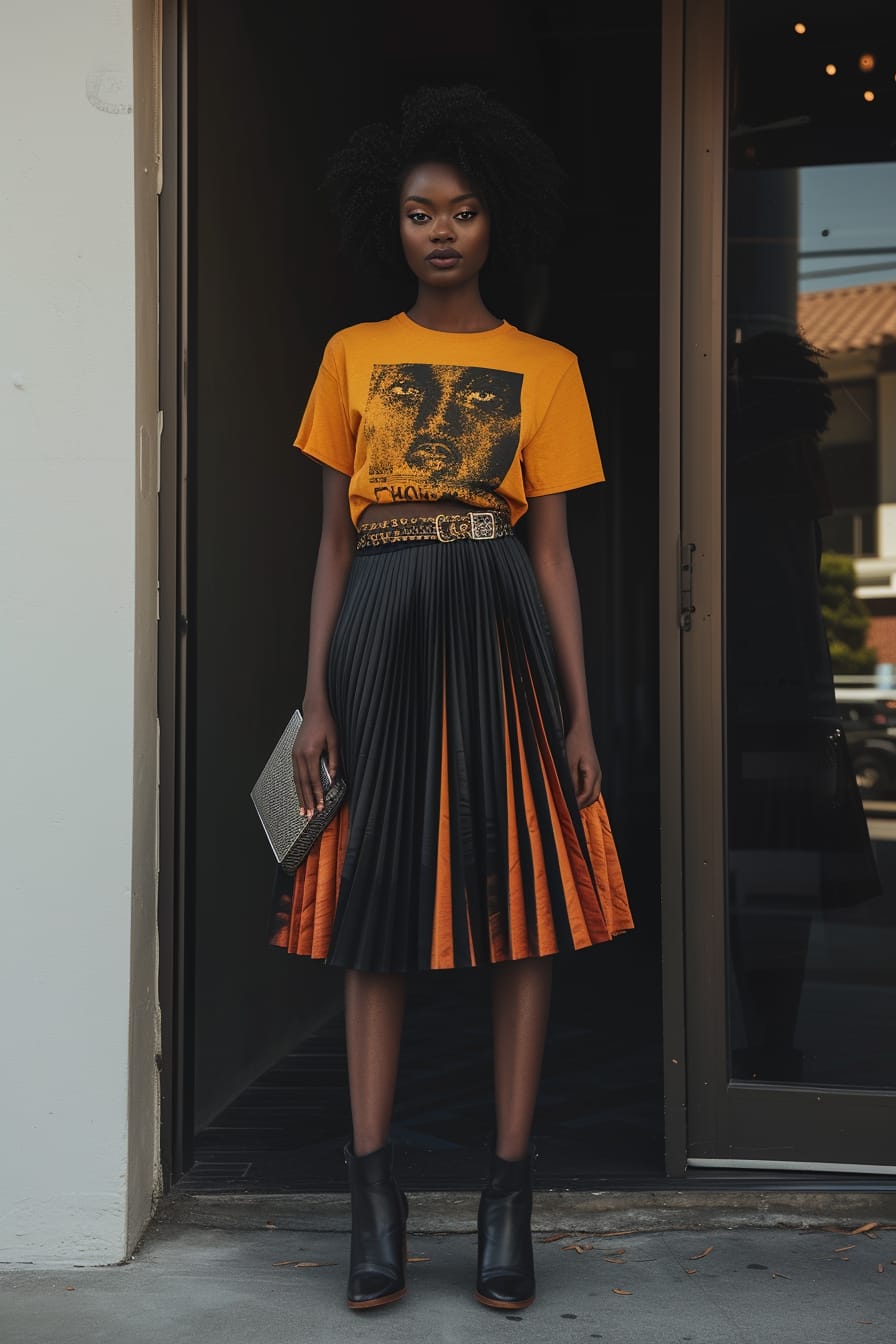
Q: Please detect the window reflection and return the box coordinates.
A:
[726,0,895,1089]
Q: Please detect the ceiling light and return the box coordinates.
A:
[825,63,837,75]
[863,90,875,102]
[794,22,807,35]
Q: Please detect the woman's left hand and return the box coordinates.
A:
[565,726,602,809]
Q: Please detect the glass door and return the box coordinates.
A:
[681,0,896,1169]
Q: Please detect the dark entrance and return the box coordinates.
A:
[173,0,663,1191]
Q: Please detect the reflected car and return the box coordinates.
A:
[835,692,896,799]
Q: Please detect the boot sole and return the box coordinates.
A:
[348,1286,407,1310]
[475,1291,535,1310]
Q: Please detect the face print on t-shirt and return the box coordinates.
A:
[364,363,523,509]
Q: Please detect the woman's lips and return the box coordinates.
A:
[426,249,461,269]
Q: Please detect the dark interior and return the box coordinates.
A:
[184,0,663,1191]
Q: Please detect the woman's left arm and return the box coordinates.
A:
[524,493,602,808]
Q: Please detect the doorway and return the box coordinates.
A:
[172,0,664,1191]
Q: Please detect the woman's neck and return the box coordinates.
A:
[405,284,501,333]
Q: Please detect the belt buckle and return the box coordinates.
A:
[434,514,457,543]
[470,510,496,540]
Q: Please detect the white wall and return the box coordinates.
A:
[0,0,159,1265]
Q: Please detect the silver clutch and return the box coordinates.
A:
[250,708,347,873]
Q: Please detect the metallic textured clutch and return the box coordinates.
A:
[250,709,347,873]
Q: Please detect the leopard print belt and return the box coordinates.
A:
[355,510,513,549]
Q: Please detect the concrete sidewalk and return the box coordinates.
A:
[3,1217,895,1344]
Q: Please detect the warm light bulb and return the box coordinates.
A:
[859,53,875,71]
[794,22,807,35]
[825,63,837,75]
[864,89,875,102]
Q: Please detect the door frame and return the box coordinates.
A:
[658,0,688,1179]
[677,0,896,1171]
[158,0,193,1188]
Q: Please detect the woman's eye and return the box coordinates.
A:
[456,211,477,221]
[407,212,430,224]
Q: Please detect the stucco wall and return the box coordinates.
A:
[0,0,159,1265]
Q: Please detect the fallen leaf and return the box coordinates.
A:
[407,1256,431,1263]
[859,1322,873,1326]
[839,1257,850,1262]
[273,1260,337,1268]
[64,1286,76,1292]
[541,1232,571,1243]
[563,1243,593,1254]
[612,1288,632,1294]
[834,1245,856,1252]
[264,1221,276,1228]
[685,1269,698,1276]
[878,1264,884,1274]
[598,1231,633,1238]
[771,1272,791,1280]
[852,1222,879,1235]
[689,1247,714,1260]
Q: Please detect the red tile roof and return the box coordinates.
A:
[798,281,896,354]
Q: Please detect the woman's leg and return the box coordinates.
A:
[343,969,409,1309]
[490,955,553,1159]
[344,969,407,1155]
[476,954,552,1310]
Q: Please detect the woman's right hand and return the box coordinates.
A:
[292,702,341,817]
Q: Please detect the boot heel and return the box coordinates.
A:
[345,1142,409,1310]
[475,1141,537,1310]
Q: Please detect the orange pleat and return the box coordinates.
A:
[579,796,635,937]
[526,659,633,943]
[504,670,558,957]
[430,686,455,969]
[277,805,350,959]
[500,679,529,960]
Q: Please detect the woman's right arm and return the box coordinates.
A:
[291,464,356,815]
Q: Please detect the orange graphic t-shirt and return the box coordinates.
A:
[294,312,605,528]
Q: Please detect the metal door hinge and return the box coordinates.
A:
[680,541,696,632]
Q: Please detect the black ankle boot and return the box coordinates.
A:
[475,1141,536,1310]
[344,1141,408,1310]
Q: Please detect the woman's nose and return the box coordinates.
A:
[430,217,455,242]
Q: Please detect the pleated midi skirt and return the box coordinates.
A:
[269,532,633,972]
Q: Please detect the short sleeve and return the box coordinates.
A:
[521,358,605,497]
[293,342,355,476]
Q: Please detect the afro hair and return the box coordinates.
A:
[323,85,566,278]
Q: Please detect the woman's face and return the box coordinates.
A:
[399,162,490,289]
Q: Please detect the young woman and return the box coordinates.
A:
[270,85,634,1312]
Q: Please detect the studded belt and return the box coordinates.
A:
[356,510,513,549]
